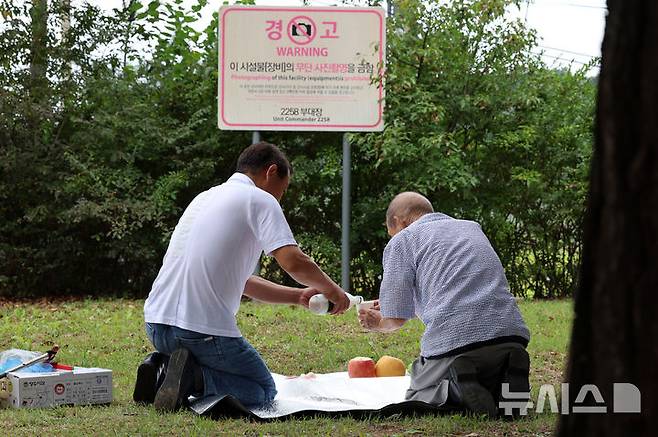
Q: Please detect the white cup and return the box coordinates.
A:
[356,300,377,313]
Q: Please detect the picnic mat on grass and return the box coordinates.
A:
[189,372,454,420]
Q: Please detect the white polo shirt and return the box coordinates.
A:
[144,172,297,337]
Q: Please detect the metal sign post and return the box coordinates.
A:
[341,133,351,290]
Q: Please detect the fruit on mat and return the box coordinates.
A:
[375,355,406,377]
[347,357,377,378]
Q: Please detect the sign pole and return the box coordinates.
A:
[341,133,351,291]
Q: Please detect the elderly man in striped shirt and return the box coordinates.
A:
[358,192,531,418]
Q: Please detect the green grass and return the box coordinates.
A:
[0,298,572,436]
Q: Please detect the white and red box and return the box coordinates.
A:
[0,366,112,409]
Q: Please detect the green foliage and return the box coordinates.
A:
[0,0,594,298]
[350,0,594,297]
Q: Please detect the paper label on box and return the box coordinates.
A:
[4,367,112,409]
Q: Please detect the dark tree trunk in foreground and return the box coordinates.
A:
[558,1,657,436]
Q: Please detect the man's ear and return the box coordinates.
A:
[265,164,279,179]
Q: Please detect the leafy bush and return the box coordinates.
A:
[0,0,594,298]
[349,0,594,297]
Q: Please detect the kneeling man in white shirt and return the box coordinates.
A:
[134,142,349,411]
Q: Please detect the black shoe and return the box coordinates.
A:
[153,348,198,412]
[499,348,531,419]
[450,358,498,418]
[133,352,168,404]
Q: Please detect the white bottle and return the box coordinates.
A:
[308,292,364,315]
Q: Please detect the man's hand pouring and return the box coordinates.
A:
[298,286,350,315]
[272,245,350,315]
[323,286,350,315]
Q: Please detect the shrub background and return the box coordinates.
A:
[0,0,595,298]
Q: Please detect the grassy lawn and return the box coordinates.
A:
[0,298,572,436]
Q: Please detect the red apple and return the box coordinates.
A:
[348,357,377,378]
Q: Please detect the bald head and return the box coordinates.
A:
[386,192,434,235]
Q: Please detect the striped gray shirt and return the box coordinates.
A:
[379,213,530,357]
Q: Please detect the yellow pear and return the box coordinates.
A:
[375,355,406,377]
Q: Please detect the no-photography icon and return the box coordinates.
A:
[287,16,316,45]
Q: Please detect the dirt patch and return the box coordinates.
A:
[0,296,88,308]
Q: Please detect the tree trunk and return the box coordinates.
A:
[29,0,48,99]
[60,0,71,77]
[60,0,70,35]
[558,1,657,435]
[29,0,48,146]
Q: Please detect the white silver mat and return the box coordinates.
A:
[190,372,447,420]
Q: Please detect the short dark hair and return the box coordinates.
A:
[236,142,292,179]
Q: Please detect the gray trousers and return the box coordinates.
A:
[405,342,528,405]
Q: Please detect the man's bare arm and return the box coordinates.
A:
[271,245,349,314]
[243,275,309,306]
[358,308,407,332]
[375,317,407,332]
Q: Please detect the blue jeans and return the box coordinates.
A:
[145,323,277,409]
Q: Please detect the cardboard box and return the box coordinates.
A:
[0,367,112,409]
